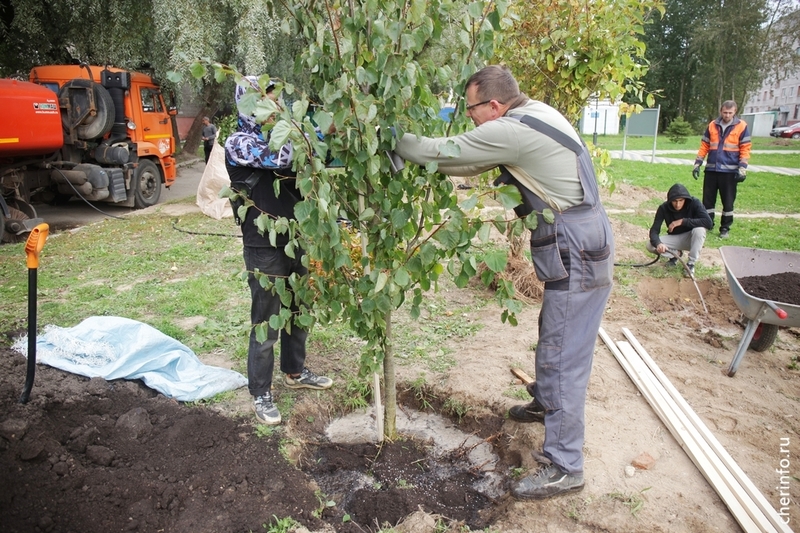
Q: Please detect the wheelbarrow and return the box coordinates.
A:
[719,246,800,377]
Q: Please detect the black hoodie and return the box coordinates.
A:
[649,183,713,247]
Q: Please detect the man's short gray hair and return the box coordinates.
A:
[466,65,521,105]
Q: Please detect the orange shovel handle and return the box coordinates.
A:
[25,223,49,269]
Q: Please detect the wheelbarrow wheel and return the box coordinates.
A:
[749,323,779,352]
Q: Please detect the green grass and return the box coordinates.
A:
[584,133,800,151]
[606,160,800,216]
[615,211,800,253]
[0,212,247,349]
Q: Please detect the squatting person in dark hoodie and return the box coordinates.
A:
[647,183,713,277]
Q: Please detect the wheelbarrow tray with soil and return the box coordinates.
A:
[719,246,800,377]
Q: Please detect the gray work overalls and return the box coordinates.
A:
[497,115,614,475]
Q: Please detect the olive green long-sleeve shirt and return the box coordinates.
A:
[395,99,584,212]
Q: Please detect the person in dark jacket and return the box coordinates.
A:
[224,77,332,426]
[647,183,713,277]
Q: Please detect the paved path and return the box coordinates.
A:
[608,150,800,176]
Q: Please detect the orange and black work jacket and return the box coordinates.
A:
[695,117,751,173]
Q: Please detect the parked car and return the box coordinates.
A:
[770,123,800,139]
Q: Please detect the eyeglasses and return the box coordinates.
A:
[465,100,492,111]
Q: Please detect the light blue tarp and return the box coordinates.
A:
[12,316,247,402]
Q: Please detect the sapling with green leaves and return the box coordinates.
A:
[185,0,554,438]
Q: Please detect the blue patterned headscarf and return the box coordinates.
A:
[224,76,292,169]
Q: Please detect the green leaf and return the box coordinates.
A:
[495,185,522,210]
[375,271,389,293]
[460,194,479,211]
[269,121,292,150]
[524,212,539,230]
[358,207,375,222]
[394,267,410,288]
[313,110,333,136]
[254,323,269,344]
[189,62,207,79]
[166,71,183,83]
[542,209,555,225]
[483,250,508,273]
[438,140,461,158]
[477,222,491,243]
[292,99,309,122]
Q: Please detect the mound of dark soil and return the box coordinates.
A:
[0,347,496,533]
[738,271,800,306]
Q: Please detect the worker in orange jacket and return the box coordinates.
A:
[692,100,751,239]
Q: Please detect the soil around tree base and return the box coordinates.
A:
[0,349,496,533]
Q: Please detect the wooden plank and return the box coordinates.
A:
[622,328,792,533]
[617,341,774,532]
[599,328,765,532]
[511,367,534,384]
[616,341,767,532]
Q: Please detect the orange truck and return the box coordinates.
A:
[0,63,179,243]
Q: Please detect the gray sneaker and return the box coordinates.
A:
[284,368,333,390]
[511,463,585,500]
[253,392,281,425]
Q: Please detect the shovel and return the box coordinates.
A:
[19,223,49,404]
[667,248,708,315]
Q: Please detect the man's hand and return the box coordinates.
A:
[692,164,700,180]
[656,243,668,254]
[736,167,747,182]
[668,219,683,233]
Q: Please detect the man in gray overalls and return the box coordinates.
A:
[394,65,614,500]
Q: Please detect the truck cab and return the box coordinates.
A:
[28,64,178,207]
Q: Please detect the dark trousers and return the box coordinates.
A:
[243,246,308,396]
[702,171,738,232]
[203,141,214,163]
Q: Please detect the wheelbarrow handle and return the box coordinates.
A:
[765,300,788,320]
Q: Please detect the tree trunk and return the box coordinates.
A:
[383,309,397,439]
[181,82,223,156]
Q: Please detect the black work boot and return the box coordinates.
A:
[509,398,545,423]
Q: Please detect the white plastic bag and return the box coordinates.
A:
[12,316,247,402]
[196,142,233,220]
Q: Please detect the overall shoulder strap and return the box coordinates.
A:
[515,115,583,155]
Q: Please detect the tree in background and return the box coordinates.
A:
[640,0,709,128]
[0,0,290,155]
[691,0,767,119]
[496,0,662,123]
[641,0,794,129]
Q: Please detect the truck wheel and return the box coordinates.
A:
[749,323,779,352]
[132,159,162,208]
[0,207,5,243]
[59,79,115,140]
[10,199,37,220]
[1,206,33,243]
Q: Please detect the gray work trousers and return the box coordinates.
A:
[531,210,614,475]
[646,227,708,264]
[497,115,614,476]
